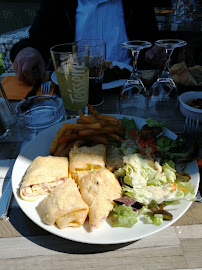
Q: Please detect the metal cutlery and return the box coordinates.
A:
[20,81,42,111]
[183,116,201,202]
[41,81,51,95]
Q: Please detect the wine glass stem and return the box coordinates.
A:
[164,48,173,74]
[132,50,140,75]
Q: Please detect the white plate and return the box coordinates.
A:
[51,61,133,90]
[11,115,199,245]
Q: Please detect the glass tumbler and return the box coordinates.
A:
[51,43,89,118]
[76,39,106,106]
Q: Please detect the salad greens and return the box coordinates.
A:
[110,117,196,228]
[110,204,138,228]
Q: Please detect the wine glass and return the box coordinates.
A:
[147,39,187,120]
[119,40,152,117]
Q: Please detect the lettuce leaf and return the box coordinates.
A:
[110,204,138,228]
[175,181,196,200]
[146,118,165,128]
[119,138,138,155]
[144,213,163,226]
[162,163,176,183]
[156,136,181,152]
[122,117,138,139]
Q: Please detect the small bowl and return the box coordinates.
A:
[179,91,202,122]
[15,95,65,129]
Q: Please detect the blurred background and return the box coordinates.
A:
[0,0,40,34]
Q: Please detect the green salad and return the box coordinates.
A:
[109,117,196,228]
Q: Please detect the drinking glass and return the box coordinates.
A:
[147,39,187,120]
[50,43,89,118]
[76,39,106,106]
[119,40,152,117]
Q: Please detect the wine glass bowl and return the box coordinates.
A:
[121,40,152,80]
[120,40,152,117]
[155,39,187,50]
[154,39,187,78]
[147,39,187,120]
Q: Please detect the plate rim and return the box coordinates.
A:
[11,114,200,245]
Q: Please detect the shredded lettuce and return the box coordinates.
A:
[162,163,176,183]
[174,181,196,201]
[123,185,153,205]
[122,154,178,188]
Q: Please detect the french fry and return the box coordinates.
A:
[78,113,98,124]
[111,126,125,137]
[78,122,102,129]
[63,122,101,130]
[87,104,100,117]
[108,133,124,142]
[98,120,125,136]
[62,123,77,130]
[78,129,100,136]
[79,126,114,136]
[86,114,98,123]
[97,114,119,122]
[50,105,126,157]
[49,127,67,155]
[54,143,67,156]
[59,142,74,157]
[58,133,80,144]
[88,135,108,145]
[76,119,87,125]
[99,119,123,128]
[79,112,84,118]
[73,139,86,147]
[54,129,72,156]
[87,104,119,122]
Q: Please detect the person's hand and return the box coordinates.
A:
[13,47,46,85]
[145,45,166,69]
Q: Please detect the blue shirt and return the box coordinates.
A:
[75,0,131,65]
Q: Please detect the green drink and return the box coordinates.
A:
[56,63,89,111]
[50,43,90,118]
